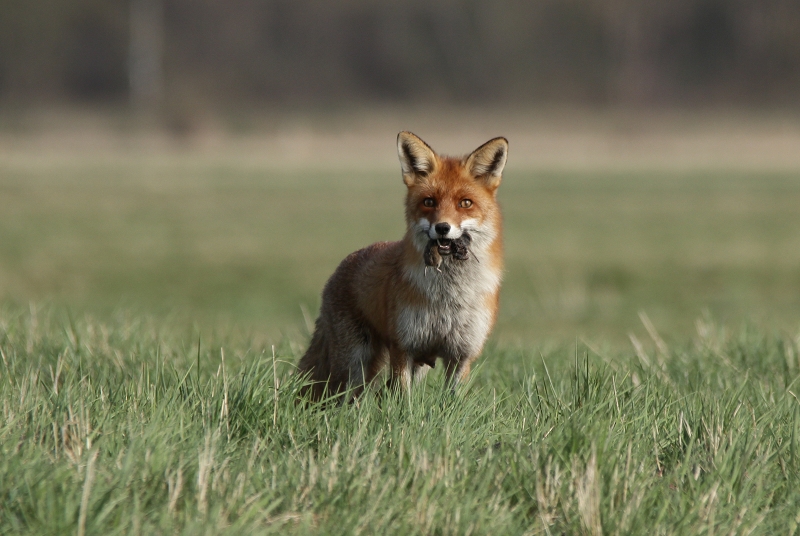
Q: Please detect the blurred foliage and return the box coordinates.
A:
[1,0,800,107]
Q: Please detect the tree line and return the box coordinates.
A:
[1,0,798,108]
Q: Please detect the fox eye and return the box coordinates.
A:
[459,199,473,208]
[422,198,435,208]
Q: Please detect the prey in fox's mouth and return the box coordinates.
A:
[424,233,472,269]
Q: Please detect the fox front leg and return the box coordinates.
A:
[412,362,431,384]
[387,345,414,393]
[444,358,474,392]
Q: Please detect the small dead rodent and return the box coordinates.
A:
[424,233,472,270]
[424,240,443,270]
[452,233,471,260]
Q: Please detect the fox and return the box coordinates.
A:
[297,131,508,400]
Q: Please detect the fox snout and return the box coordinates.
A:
[434,222,451,237]
[426,220,465,240]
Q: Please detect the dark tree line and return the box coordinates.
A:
[1,0,799,108]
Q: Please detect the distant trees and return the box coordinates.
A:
[129,0,164,110]
[1,0,799,107]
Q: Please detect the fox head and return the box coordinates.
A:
[397,131,508,257]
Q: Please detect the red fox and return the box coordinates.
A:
[298,132,508,400]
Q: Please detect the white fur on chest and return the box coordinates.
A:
[396,256,500,359]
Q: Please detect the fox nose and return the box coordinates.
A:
[434,222,451,236]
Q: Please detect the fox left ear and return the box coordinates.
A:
[465,137,508,189]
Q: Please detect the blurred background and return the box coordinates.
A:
[3,0,800,108]
[1,0,800,346]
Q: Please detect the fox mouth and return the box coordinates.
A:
[436,238,453,255]
[424,233,472,269]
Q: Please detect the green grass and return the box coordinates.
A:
[2,306,800,534]
[2,154,800,343]
[3,148,800,533]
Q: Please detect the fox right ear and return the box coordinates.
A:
[397,131,437,186]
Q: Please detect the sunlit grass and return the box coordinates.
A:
[2,145,800,532]
[2,306,799,534]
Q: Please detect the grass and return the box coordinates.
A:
[1,152,800,343]
[2,133,800,533]
[2,306,800,534]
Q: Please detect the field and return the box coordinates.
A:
[2,110,800,533]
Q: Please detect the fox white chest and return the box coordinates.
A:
[396,259,500,361]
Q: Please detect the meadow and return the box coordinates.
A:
[3,137,800,343]
[2,116,800,533]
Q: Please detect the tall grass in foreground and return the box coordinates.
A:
[2,306,800,534]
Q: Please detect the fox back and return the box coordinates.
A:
[298,132,508,400]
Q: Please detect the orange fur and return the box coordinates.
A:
[298,132,508,400]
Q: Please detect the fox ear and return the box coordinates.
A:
[465,137,508,189]
[397,131,437,186]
